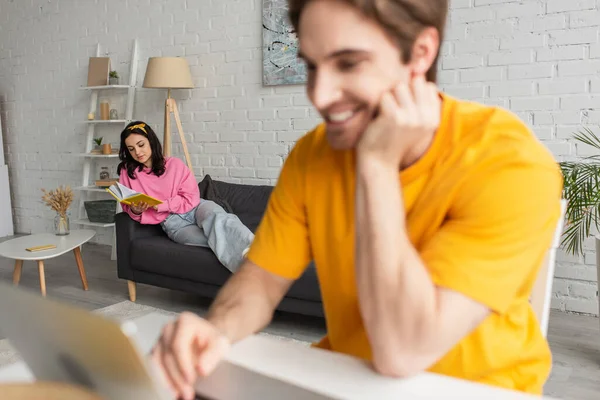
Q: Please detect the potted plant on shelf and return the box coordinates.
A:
[93,137,103,153]
[559,127,600,317]
[109,70,119,85]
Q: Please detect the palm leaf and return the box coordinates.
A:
[560,127,600,255]
[573,127,600,151]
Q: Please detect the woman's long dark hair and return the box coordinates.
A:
[117,121,166,179]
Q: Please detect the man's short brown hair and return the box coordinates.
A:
[288,0,448,82]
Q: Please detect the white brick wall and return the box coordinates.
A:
[0,0,598,315]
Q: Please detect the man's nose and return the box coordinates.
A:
[310,71,342,111]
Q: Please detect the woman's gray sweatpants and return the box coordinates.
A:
[160,200,254,273]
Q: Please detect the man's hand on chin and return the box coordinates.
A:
[356,76,441,170]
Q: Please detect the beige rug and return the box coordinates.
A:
[0,301,311,368]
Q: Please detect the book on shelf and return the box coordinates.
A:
[95,179,118,188]
[106,182,163,207]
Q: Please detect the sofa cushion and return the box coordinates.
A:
[199,176,273,216]
[197,175,234,213]
[130,236,231,286]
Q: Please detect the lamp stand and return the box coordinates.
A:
[163,88,193,171]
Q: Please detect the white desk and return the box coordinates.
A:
[0,312,558,399]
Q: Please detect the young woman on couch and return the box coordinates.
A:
[117,121,253,272]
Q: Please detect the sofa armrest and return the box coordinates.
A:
[115,212,164,280]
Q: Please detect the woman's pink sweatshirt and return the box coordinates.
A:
[119,157,200,225]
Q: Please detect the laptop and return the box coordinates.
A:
[0,283,335,400]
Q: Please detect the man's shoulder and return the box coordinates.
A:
[276,123,349,195]
[290,123,328,155]
[439,97,562,210]
[446,95,558,170]
[448,95,529,142]
[285,123,340,167]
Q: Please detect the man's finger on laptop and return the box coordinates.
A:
[159,322,191,397]
[150,343,176,395]
[196,334,229,377]
[171,313,200,384]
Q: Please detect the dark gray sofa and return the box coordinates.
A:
[115,176,324,317]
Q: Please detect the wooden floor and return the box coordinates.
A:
[0,239,598,400]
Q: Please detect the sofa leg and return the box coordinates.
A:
[127,280,137,302]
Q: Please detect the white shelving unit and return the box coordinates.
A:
[74,39,139,260]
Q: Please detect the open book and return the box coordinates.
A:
[106,182,163,207]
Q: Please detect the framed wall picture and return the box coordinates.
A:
[262,0,307,86]
[87,57,110,87]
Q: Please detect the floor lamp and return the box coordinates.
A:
[142,57,194,171]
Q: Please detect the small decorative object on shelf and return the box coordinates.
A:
[100,102,110,120]
[102,143,112,155]
[87,112,95,120]
[109,70,119,85]
[109,109,118,120]
[41,185,74,236]
[99,166,110,180]
[92,137,103,153]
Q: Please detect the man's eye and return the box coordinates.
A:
[339,60,359,71]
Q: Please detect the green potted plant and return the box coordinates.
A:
[109,70,119,85]
[93,137,103,153]
[559,127,600,317]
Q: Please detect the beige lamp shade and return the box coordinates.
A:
[142,57,194,89]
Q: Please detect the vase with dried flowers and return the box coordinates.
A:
[41,186,74,236]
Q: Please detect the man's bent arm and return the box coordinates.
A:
[206,260,294,343]
[354,158,489,377]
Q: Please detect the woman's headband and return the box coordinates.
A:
[128,123,147,134]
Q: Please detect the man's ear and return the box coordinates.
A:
[409,27,440,78]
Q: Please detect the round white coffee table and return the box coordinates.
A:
[0,230,96,297]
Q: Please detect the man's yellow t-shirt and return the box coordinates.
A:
[246,93,563,394]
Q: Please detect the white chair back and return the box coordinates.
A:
[530,200,567,337]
